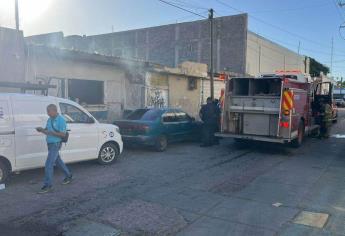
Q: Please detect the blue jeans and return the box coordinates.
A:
[44,143,71,187]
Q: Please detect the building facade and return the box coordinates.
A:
[26,14,308,76]
[2,27,222,121]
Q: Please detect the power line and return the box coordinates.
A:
[215,0,330,48]
[174,10,209,22]
[157,0,207,19]
[254,30,345,57]
[332,0,345,21]
[169,0,208,11]
[250,2,332,14]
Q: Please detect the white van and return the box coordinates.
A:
[0,93,123,184]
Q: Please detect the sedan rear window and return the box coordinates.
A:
[126,109,162,121]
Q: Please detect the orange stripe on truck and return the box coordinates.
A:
[282,90,294,111]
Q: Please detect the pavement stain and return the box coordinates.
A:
[97,199,187,235]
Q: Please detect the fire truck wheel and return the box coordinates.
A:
[292,121,305,148]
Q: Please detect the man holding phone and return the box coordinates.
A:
[36,104,72,194]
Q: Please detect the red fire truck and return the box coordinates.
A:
[217,71,336,147]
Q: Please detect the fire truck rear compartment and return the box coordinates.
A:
[226,78,282,137]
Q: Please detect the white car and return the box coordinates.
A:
[0,93,123,184]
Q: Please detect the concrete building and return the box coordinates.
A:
[1,27,224,121]
[0,27,26,85]
[246,32,307,76]
[26,14,308,76]
[148,61,225,118]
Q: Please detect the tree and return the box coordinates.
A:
[336,78,345,88]
[309,57,330,77]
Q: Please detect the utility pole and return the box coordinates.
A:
[111,25,114,57]
[258,45,261,73]
[341,77,343,96]
[296,41,301,69]
[15,0,19,30]
[209,8,214,100]
[331,37,334,75]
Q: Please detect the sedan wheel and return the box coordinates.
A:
[98,143,119,165]
[155,135,167,152]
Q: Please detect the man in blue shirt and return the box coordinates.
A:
[36,104,72,194]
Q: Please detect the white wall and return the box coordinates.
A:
[246,31,306,76]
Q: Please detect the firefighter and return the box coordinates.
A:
[319,98,332,139]
[212,99,221,145]
[199,97,220,147]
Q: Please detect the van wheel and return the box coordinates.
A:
[292,121,305,148]
[155,135,167,152]
[0,161,9,184]
[98,143,119,165]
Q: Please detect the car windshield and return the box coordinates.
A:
[126,109,162,121]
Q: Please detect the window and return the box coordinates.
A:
[175,111,190,122]
[188,78,197,90]
[60,103,92,123]
[316,83,331,96]
[162,112,177,123]
[126,109,162,121]
[68,79,104,105]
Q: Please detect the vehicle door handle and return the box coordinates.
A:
[67,129,71,132]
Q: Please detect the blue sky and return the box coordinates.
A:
[1,0,345,79]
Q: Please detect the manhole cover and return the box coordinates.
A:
[293,211,329,228]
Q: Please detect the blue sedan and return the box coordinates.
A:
[114,108,201,151]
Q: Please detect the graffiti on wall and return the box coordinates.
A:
[147,88,168,108]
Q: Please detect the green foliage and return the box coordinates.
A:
[309,57,330,77]
[336,79,345,88]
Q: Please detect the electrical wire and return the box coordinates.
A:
[215,0,331,48]
[157,0,207,19]
[169,0,208,11]
[250,2,332,14]
[332,0,345,21]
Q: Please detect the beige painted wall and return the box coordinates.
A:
[168,75,201,119]
[246,31,306,76]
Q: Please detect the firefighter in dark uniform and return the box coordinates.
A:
[213,98,221,145]
[199,97,221,147]
[319,99,332,138]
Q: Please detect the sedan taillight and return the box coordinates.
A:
[135,125,150,133]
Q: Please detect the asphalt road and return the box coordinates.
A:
[1,110,345,236]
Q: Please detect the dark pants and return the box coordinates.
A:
[202,124,216,146]
[320,122,331,138]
